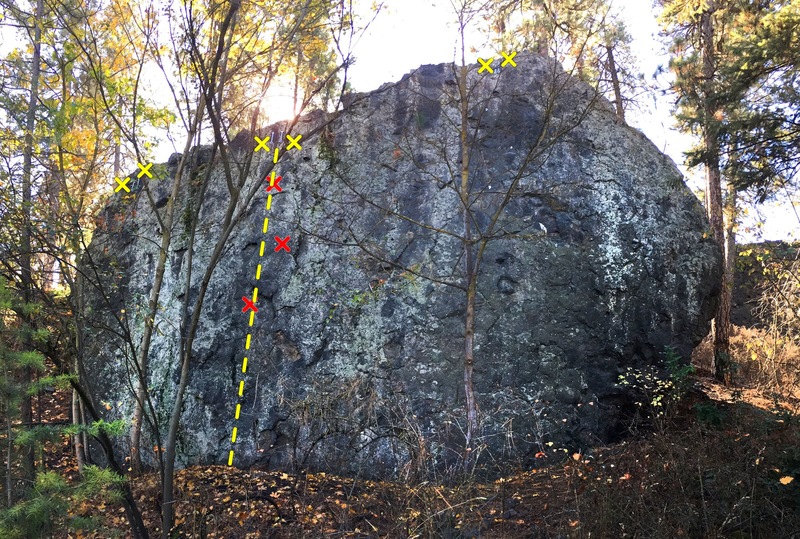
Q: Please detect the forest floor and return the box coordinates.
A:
[40,371,800,538]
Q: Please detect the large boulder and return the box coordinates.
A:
[81,52,721,478]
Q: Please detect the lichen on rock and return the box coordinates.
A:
[81,52,721,478]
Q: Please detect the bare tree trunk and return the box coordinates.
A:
[72,276,90,470]
[457,42,479,458]
[160,197,239,538]
[70,382,150,538]
[129,195,177,475]
[162,6,243,535]
[19,0,45,483]
[71,388,85,474]
[463,273,479,456]
[215,8,237,112]
[113,96,121,178]
[133,4,241,476]
[292,42,302,117]
[719,181,737,383]
[129,88,206,476]
[79,399,89,464]
[5,372,12,507]
[700,3,730,382]
[606,44,625,123]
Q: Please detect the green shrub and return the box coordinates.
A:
[693,401,725,427]
[618,346,695,429]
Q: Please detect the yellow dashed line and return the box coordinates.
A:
[228,141,297,467]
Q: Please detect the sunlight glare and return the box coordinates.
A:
[261,87,298,123]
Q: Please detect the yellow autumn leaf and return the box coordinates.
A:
[779,476,794,485]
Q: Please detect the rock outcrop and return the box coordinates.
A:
[81,52,721,478]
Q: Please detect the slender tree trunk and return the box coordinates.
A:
[70,382,150,538]
[161,354,190,539]
[700,3,730,382]
[161,204,237,538]
[463,273,478,456]
[79,400,90,464]
[129,92,205,476]
[5,372,12,507]
[457,46,479,459]
[162,5,244,534]
[133,4,238,476]
[719,181,737,383]
[129,213,175,475]
[19,0,45,483]
[71,389,85,474]
[73,274,87,472]
[215,9,237,113]
[606,44,625,123]
[113,96,121,178]
[292,42,302,117]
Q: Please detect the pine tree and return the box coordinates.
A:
[493,0,645,122]
[657,0,771,382]
[0,277,48,509]
[719,0,800,198]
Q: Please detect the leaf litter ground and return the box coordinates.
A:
[44,375,800,538]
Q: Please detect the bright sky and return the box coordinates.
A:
[346,1,686,156]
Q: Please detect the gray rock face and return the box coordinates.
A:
[81,53,721,478]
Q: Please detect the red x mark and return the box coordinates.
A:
[266,175,282,192]
[274,236,291,252]
[241,296,258,313]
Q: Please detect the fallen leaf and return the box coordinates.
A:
[779,476,794,485]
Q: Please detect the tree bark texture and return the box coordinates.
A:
[606,44,625,123]
[700,3,731,382]
[19,0,45,483]
[719,181,737,383]
[458,60,479,458]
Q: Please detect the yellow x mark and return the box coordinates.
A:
[137,162,152,179]
[286,134,302,151]
[254,136,270,152]
[501,51,517,68]
[114,177,130,193]
[477,57,494,74]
